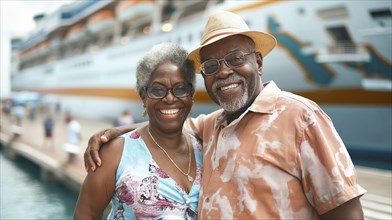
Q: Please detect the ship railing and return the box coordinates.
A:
[316,41,370,63]
[50,39,64,49]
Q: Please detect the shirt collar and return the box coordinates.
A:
[248,80,280,114]
[215,80,280,127]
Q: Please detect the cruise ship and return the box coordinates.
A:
[10,0,392,163]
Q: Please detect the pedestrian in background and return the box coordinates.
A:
[43,114,54,150]
[115,109,134,126]
[13,104,25,126]
[65,114,81,163]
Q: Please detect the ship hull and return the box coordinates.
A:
[11,0,392,163]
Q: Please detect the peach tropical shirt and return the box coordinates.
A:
[185,81,366,219]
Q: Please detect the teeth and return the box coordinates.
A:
[220,83,239,91]
[160,108,180,115]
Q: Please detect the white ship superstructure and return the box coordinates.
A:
[10,0,392,162]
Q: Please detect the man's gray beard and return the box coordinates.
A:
[212,75,249,113]
[218,86,248,113]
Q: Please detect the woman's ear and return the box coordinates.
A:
[140,90,147,102]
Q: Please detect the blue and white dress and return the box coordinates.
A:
[107,129,203,220]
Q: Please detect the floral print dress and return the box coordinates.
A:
[107,130,203,220]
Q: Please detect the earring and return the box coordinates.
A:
[141,105,147,117]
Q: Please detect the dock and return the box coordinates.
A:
[0,111,113,192]
[0,111,391,219]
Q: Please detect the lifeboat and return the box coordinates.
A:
[19,40,49,60]
[35,40,49,55]
[19,47,34,61]
[65,23,86,43]
[86,10,115,35]
[116,0,154,22]
[49,37,64,49]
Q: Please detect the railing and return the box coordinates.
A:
[316,42,370,63]
[326,41,365,55]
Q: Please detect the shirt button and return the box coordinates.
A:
[186,198,190,204]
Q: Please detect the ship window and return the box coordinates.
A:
[45,67,53,74]
[326,26,356,54]
[180,1,209,20]
[326,26,353,42]
[318,5,348,20]
[370,9,392,18]
[298,7,305,15]
[370,8,391,27]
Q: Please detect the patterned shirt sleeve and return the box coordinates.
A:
[298,105,366,214]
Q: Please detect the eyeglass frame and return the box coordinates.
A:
[143,83,193,99]
[200,51,257,76]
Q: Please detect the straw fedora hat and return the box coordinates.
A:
[188,10,277,72]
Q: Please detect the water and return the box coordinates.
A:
[0,151,78,220]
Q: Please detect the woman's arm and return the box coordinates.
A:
[75,137,124,219]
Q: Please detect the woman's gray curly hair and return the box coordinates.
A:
[136,43,195,97]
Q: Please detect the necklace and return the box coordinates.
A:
[147,127,193,182]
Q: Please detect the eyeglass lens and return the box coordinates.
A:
[146,83,192,99]
[201,51,254,76]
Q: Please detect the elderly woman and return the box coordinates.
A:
[74,43,202,219]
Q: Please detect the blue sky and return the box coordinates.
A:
[1,0,74,98]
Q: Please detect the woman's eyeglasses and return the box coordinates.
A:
[200,51,256,76]
[144,83,192,99]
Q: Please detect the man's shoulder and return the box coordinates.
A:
[279,91,321,112]
[192,108,224,122]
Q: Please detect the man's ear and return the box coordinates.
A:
[256,52,263,69]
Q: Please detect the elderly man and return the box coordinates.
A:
[84,11,365,219]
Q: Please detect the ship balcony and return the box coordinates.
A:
[316,43,370,63]
[35,46,50,56]
[19,41,50,62]
[116,0,154,22]
[50,38,64,49]
[65,23,86,43]
[86,10,116,35]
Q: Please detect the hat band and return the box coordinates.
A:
[201,31,240,46]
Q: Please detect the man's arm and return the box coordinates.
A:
[84,122,147,172]
[320,197,364,220]
[84,111,214,172]
[301,107,366,218]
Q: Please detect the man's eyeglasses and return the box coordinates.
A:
[200,51,256,76]
[144,83,192,99]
